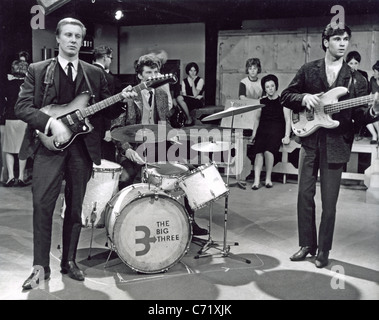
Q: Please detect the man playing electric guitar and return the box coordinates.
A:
[16,18,137,290]
[281,23,379,269]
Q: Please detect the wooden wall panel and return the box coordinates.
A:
[218,72,244,103]
[306,32,324,63]
[274,33,307,71]
[218,35,248,71]
[246,34,276,71]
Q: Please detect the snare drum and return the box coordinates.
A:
[143,162,188,191]
[81,159,122,227]
[104,183,192,274]
[178,162,229,210]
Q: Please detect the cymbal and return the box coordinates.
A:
[111,124,175,142]
[202,104,265,121]
[191,141,230,152]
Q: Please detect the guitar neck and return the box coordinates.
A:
[325,95,373,114]
[82,82,148,117]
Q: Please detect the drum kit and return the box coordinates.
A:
[71,103,264,274]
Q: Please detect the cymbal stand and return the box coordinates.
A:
[141,132,153,190]
[193,202,234,256]
[87,202,97,260]
[225,101,247,189]
[195,112,250,263]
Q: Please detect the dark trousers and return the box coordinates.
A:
[32,140,92,267]
[297,136,344,252]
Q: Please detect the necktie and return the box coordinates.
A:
[67,62,74,83]
[148,91,153,107]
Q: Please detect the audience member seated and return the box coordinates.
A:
[176,62,205,126]
[239,58,263,100]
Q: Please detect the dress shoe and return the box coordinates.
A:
[4,178,16,187]
[290,246,317,261]
[61,261,85,281]
[192,221,208,236]
[252,184,259,190]
[17,179,31,187]
[315,251,329,268]
[265,182,273,188]
[22,266,51,290]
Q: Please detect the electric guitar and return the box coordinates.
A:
[291,86,374,137]
[37,73,177,151]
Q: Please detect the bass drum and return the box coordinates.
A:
[104,183,192,274]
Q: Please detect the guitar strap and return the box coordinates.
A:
[79,60,95,105]
[41,58,57,108]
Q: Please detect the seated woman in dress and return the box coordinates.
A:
[251,74,291,190]
[176,62,204,126]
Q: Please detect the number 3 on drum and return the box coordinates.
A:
[135,226,157,256]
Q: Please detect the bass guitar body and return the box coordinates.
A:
[291,87,348,137]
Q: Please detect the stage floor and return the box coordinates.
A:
[0,176,378,301]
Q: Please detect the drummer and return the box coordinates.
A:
[111,54,208,236]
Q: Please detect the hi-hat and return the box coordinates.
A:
[202,104,265,121]
[111,124,175,142]
[191,141,230,152]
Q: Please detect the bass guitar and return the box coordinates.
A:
[38,73,177,151]
[291,86,374,137]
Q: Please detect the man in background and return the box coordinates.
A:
[93,45,117,161]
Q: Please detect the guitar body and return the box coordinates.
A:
[291,87,348,137]
[39,92,93,150]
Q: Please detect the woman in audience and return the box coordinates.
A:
[251,74,291,190]
[176,62,205,126]
[367,60,379,144]
[239,57,263,100]
[345,51,375,142]
[3,57,30,187]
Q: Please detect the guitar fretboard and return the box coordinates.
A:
[82,82,148,117]
[325,95,373,114]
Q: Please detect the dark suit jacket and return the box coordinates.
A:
[281,58,375,163]
[15,57,118,165]
[93,62,115,94]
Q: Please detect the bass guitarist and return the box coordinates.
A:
[281,23,379,268]
[16,18,136,290]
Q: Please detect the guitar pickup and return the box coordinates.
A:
[306,108,314,121]
[75,110,84,121]
[66,114,74,125]
[292,112,300,124]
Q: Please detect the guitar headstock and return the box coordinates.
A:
[145,73,178,89]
